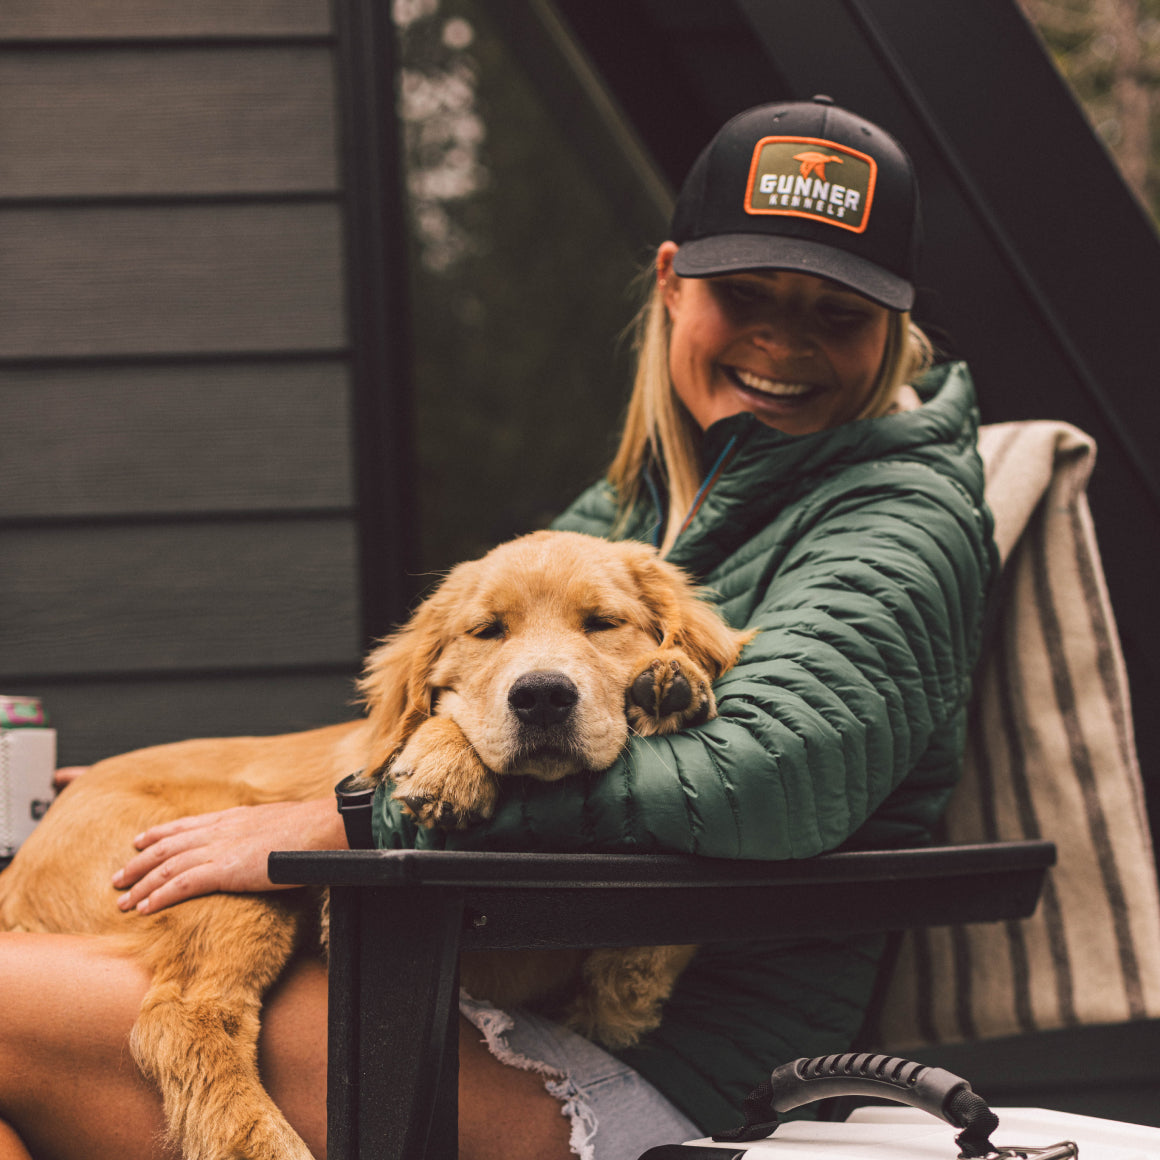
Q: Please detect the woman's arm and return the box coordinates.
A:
[374,457,994,860]
[53,765,349,915]
[112,798,348,914]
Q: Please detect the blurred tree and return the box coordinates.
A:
[394,0,646,584]
[1019,0,1160,214]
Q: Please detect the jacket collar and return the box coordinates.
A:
[666,361,980,574]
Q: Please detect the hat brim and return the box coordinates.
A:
[671,234,915,311]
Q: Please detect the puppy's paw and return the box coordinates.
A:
[389,717,498,830]
[627,649,716,736]
[391,782,495,830]
[563,944,698,1049]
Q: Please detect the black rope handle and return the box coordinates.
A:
[714,1052,999,1156]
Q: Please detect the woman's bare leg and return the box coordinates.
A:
[0,1119,33,1160]
[256,954,329,1155]
[0,933,176,1160]
[0,934,570,1160]
[458,1015,572,1160]
[0,934,327,1160]
[256,964,573,1159]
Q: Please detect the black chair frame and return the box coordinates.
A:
[270,839,1055,1160]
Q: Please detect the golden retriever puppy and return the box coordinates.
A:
[0,531,750,1160]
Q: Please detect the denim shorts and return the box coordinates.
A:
[460,992,699,1160]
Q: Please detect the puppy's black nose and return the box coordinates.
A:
[508,671,579,726]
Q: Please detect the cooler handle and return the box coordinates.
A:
[713,1052,999,1156]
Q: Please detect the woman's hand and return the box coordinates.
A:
[112,798,349,915]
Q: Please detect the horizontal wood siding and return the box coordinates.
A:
[0,1,331,40]
[0,47,339,198]
[1,203,346,359]
[1,520,361,678]
[0,6,375,765]
[17,673,363,768]
[0,361,353,519]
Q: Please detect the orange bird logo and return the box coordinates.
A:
[793,151,844,181]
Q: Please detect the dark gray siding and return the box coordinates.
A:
[0,1,367,764]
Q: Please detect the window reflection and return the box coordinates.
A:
[396,0,652,577]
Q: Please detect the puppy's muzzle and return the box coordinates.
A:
[508,670,579,727]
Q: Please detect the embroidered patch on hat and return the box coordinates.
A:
[744,136,877,233]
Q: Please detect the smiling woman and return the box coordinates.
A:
[377,95,997,1149]
[657,254,891,435]
[603,98,936,558]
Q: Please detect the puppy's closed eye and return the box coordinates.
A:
[583,614,622,633]
[468,618,506,641]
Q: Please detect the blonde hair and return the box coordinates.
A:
[608,274,933,555]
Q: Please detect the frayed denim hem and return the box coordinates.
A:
[459,990,697,1160]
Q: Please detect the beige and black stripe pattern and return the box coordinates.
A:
[878,421,1160,1049]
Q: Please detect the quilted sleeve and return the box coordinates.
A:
[373,456,995,860]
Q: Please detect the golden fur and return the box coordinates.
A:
[0,531,751,1160]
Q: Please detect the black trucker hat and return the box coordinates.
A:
[670,96,920,310]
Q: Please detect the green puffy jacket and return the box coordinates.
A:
[372,361,997,1131]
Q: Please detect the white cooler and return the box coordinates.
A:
[651,1107,1160,1159]
[638,1054,1160,1160]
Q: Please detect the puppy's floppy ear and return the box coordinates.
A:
[358,576,457,767]
[627,546,755,679]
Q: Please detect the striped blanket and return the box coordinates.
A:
[878,420,1160,1047]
